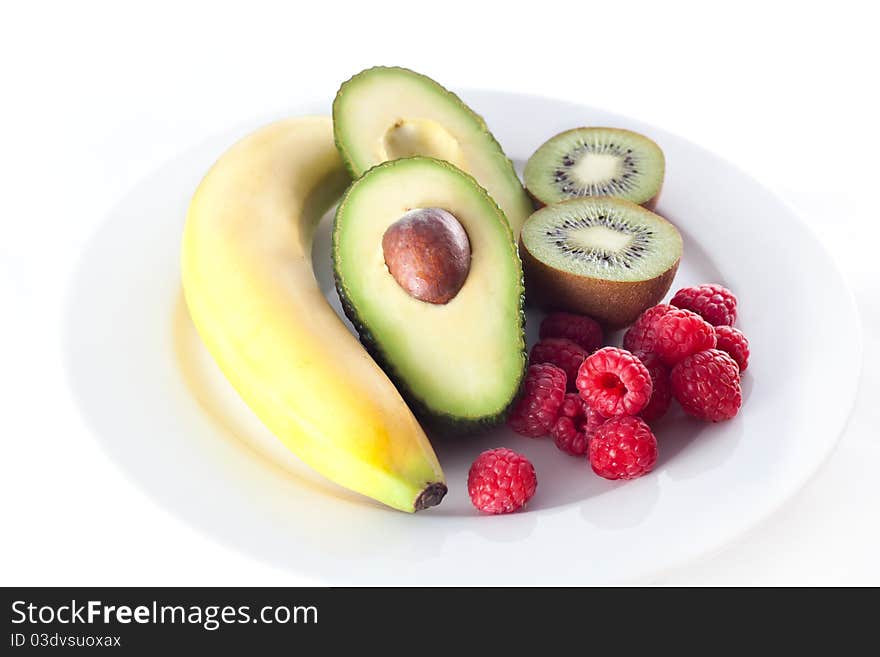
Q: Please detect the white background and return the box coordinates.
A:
[1,0,877,585]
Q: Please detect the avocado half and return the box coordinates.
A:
[332,66,534,237]
[333,157,527,431]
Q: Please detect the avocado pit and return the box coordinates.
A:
[382,207,471,304]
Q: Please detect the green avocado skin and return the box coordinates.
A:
[333,279,526,434]
[331,158,527,434]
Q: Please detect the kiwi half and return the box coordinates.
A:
[520,197,682,328]
[524,127,665,208]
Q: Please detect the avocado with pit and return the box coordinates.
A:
[332,66,534,237]
[333,157,526,430]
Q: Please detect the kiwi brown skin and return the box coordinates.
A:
[641,188,661,211]
[519,237,679,329]
[525,188,544,210]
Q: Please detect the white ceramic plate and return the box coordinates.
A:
[63,91,861,584]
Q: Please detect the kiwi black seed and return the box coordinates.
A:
[519,197,682,328]
[524,127,665,209]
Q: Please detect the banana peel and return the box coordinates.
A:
[181,117,446,512]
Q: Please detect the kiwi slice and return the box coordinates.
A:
[520,197,682,328]
[524,127,665,208]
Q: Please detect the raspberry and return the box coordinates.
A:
[468,448,537,514]
[634,351,673,422]
[714,325,749,372]
[576,347,653,418]
[622,304,673,355]
[539,312,603,353]
[670,283,737,327]
[551,393,604,456]
[507,363,567,437]
[530,338,588,391]
[671,349,742,421]
[589,416,658,480]
[653,308,717,366]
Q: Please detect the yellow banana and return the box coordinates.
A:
[181,116,446,512]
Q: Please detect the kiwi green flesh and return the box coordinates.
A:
[524,127,665,207]
[520,197,682,283]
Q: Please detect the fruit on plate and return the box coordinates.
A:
[524,127,665,208]
[507,363,567,437]
[671,349,742,421]
[714,325,750,372]
[576,347,653,418]
[519,197,682,328]
[623,303,674,354]
[333,156,526,430]
[530,337,588,391]
[468,448,537,514]
[332,66,533,236]
[634,351,673,422]
[589,416,658,480]
[551,393,604,456]
[652,307,717,366]
[670,283,738,326]
[181,117,446,513]
[539,311,603,353]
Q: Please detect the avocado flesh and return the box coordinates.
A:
[333,157,526,430]
[333,66,534,237]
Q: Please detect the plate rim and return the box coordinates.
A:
[62,88,864,584]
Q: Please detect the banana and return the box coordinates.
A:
[181,117,446,512]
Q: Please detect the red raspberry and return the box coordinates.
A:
[550,393,604,456]
[539,312,603,353]
[714,325,749,372]
[671,349,742,421]
[576,347,653,418]
[653,308,717,366]
[468,448,537,514]
[671,283,737,327]
[507,363,566,437]
[623,304,674,355]
[589,416,658,480]
[530,338,588,391]
[634,351,673,422]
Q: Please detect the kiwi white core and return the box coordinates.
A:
[570,225,633,252]
[571,152,623,186]
[521,198,682,282]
